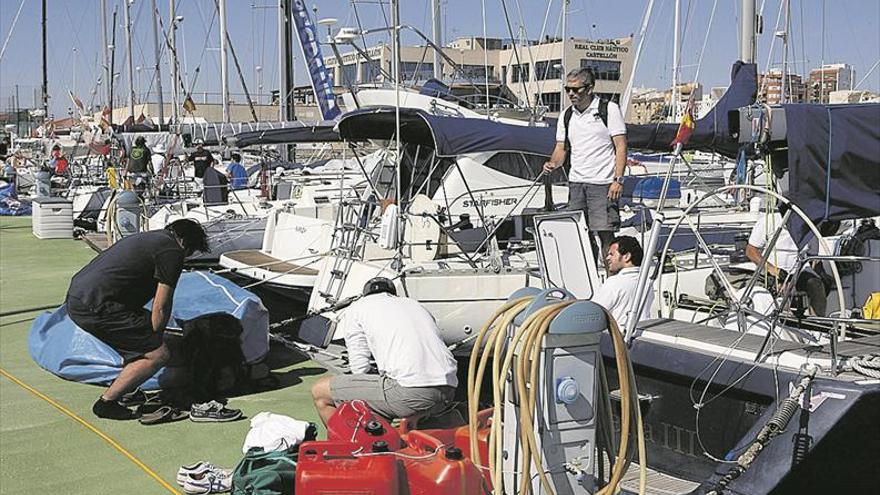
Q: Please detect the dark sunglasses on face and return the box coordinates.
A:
[564,85,592,94]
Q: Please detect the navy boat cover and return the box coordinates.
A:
[625,62,757,158]
[28,271,269,390]
[234,122,341,147]
[336,107,556,157]
[781,103,880,244]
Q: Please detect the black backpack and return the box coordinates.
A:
[562,97,610,170]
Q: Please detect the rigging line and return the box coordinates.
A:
[757,0,786,100]
[855,59,880,90]
[690,0,718,86]
[499,0,534,113]
[0,368,181,495]
[798,0,807,84]
[0,0,27,63]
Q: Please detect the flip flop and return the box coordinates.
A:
[139,406,189,425]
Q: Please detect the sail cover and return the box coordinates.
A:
[625,62,758,158]
[28,272,269,390]
[336,107,557,157]
[781,103,880,244]
[234,122,340,147]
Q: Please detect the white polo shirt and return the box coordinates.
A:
[337,293,458,388]
[556,97,627,185]
[591,266,653,330]
[748,213,800,272]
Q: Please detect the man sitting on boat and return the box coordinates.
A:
[64,219,209,420]
[310,277,458,425]
[543,67,628,263]
[745,206,826,316]
[226,153,248,190]
[592,235,654,329]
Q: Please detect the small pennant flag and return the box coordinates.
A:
[670,94,696,148]
[182,94,197,113]
[68,90,85,113]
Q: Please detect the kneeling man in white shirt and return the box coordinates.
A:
[310,277,458,425]
[592,235,654,330]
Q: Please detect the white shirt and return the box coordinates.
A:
[556,98,627,185]
[151,154,165,174]
[591,266,653,330]
[337,293,458,388]
[748,213,800,272]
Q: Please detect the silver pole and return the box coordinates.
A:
[278,0,286,122]
[559,0,568,112]
[101,0,110,109]
[671,0,680,122]
[219,0,230,122]
[124,0,136,120]
[151,0,165,124]
[740,0,756,63]
[431,0,442,80]
[392,0,402,254]
[169,0,179,123]
[780,0,789,104]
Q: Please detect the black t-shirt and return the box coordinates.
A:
[67,230,186,312]
[128,145,152,173]
[189,148,214,178]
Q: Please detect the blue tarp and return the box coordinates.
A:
[0,182,30,216]
[28,271,269,390]
[336,107,557,157]
[782,103,880,245]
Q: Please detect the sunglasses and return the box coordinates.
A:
[564,85,592,94]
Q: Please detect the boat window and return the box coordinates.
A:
[483,152,565,183]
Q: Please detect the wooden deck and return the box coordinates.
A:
[223,250,319,275]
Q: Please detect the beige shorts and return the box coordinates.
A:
[330,374,455,420]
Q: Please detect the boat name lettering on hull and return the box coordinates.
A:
[462,198,518,208]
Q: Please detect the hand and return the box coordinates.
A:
[608,182,623,201]
[543,161,557,173]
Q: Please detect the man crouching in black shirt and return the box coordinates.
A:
[65,219,210,420]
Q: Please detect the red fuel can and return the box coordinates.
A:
[400,430,487,495]
[296,441,403,495]
[326,401,403,452]
[453,408,493,490]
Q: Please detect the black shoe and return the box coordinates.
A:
[118,389,147,408]
[93,397,139,420]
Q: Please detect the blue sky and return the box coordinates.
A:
[1,0,877,116]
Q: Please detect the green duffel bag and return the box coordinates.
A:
[231,446,298,495]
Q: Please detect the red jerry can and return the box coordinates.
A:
[453,408,493,490]
[326,401,403,451]
[400,430,487,495]
[295,441,403,494]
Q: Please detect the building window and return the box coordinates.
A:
[340,64,358,86]
[579,60,621,81]
[401,62,434,83]
[535,59,562,81]
[511,63,530,83]
[458,65,495,81]
[360,61,382,82]
[536,92,561,112]
[501,65,507,83]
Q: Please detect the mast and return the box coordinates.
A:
[278,0,287,122]
[780,0,790,103]
[101,0,111,109]
[169,0,179,123]
[560,0,569,111]
[151,0,165,124]
[109,8,118,124]
[740,0,757,63]
[431,0,442,80]
[671,0,680,122]
[124,0,135,121]
[392,0,402,254]
[41,0,48,119]
[219,0,230,122]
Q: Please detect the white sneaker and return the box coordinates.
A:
[181,470,232,494]
[176,462,231,486]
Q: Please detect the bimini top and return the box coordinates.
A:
[234,121,341,147]
[336,107,557,158]
[626,61,758,158]
[781,103,880,244]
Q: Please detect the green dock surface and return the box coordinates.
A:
[0,217,327,494]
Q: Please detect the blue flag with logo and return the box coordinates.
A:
[291,0,341,121]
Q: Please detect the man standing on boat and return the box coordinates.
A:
[592,236,653,329]
[310,277,458,425]
[65,219,209,420]
[187,138,214,179]
[543,68,628,262]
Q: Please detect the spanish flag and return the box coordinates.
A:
[670,95,696,148]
